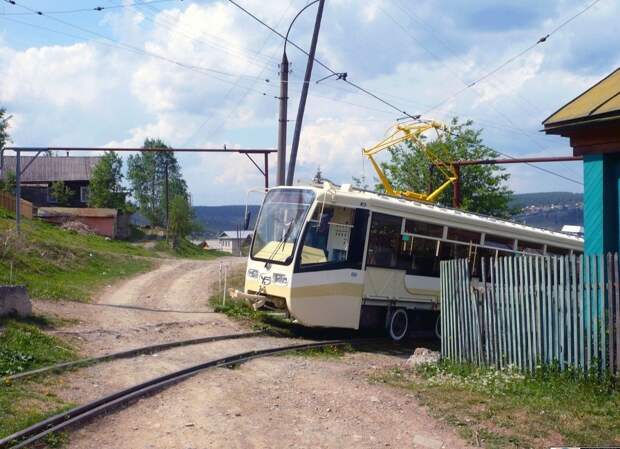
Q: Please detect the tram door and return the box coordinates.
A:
[363,213,440,303]
[291,207,369,328]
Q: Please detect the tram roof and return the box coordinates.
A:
[283,183,583,249]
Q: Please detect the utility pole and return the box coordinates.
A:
[286,0,325,186]
[164,158,169,242]
[15,150,20,235]
[277,53,289,186]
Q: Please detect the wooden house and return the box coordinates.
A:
[0,155,101,208]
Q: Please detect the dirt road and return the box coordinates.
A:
[35,258,473,449]
[36,257,245,355]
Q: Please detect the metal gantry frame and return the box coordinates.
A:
[449,155,583,208]
[0,146,276,235]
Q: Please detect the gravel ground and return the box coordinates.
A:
[32,257,472,449]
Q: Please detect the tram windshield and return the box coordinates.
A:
[251,188,315,264]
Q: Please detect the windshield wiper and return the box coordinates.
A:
[264,220,295,267]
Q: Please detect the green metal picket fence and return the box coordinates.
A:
[440,254,620,375]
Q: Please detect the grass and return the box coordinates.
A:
[0,208,227,301]
[288,343,354,358]
[0,208,153,301]
[0,318,77,377]
[208,268,366,344]
[0,317,77,439]
[152,238,228,260]
[373,360,620,448]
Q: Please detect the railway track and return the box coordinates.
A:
[0,339,360,449]
[1,331,263,382]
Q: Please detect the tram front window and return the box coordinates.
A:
[298,207,368,270]
[251,189,315,264]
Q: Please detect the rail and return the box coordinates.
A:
[1,331,262,383]
[0,339,366,449]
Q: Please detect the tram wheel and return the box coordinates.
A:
[388,308,409,341]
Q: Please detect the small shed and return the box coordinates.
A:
[38,207,122,239]
[218,230,253,254]
[543,67,620,254]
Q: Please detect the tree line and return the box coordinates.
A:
[89,138,199,246]
[0,109,197,245]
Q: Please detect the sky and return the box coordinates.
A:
[0,0,618,205]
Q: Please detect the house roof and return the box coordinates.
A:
[1,156,102,183]
[219,230,253,239]
[543,67,620,131]
[38,207,117,218]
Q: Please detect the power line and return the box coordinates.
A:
[424,0,603,113]
[134,0,279,69]
[380,1,587,186]
[2,0,271,91]
[225,0,420,120]
[389,0,545,117]
[181,0,298,145]
[225,0,584,188]
[492,149,583,186]
[0,0,176,15]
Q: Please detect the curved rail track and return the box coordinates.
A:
[0,339,361,449]
[1,331,263,382]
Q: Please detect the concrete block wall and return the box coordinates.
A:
[0,285,32,317]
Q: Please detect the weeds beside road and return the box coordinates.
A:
[374,360,620,448]
[0,316,77,439]
[0,208,225,301]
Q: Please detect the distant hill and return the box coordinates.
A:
[193,205,260,238]
[509,192,583,209]
[510,191,583,231]
[192,192,585,237]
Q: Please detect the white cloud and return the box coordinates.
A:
[1,43,105,107]
[1,0,618,204]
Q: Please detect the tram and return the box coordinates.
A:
[235,182,583,340]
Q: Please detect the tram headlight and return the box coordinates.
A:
[247,269,259,279]
[273,273,288,285]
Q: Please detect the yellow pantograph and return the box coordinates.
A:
[362,120,458,203]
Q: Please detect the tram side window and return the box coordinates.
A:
[366,213,404,268]
[404,219,444,238]
[517,240,544,255]
[547,246,571,256]
[485,234,515,251]
[401,236,440,276]
[298,206,368,270]
[438,241,472,260]
[447,227,481,245]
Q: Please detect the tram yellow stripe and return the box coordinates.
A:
[292,283,363,298]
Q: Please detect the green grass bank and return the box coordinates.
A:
[374,360,620,448]
[0,208,225,301]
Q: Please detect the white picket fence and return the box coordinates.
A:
[440,254,620,375]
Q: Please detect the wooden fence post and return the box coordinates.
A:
[571,253,578,369]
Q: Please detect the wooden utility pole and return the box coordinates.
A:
[164,158,169,242]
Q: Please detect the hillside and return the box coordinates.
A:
[509,192,583,209]
[0,208,154,301]
[0,208,223,301]
[193,205,259,237]
[511,191,583,231]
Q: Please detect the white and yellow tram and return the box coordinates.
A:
[237,182,583,340]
